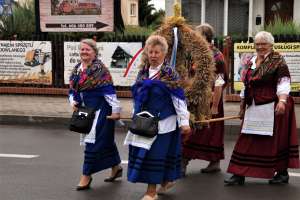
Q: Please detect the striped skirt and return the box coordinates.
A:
[127,129,182,184]
[82,104,121,175]
[183,101,225,161]
[227,97,299,179]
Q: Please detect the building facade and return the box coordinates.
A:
[166,0,300,37]
[121,0,139,26]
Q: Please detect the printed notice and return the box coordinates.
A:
[241,102,275,136]
[0,40,52,84]
[64,42,142,86]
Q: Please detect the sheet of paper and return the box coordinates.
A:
[241,102,274,136]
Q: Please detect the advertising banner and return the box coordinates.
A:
[0,41,52,84]
[234,43,300,91]
[40,0,113,32]
[64,42,143,86]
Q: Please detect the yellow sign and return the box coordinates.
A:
[234,43,300,92]
[234,43,300,52]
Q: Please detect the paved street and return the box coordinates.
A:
[1,124,300,200]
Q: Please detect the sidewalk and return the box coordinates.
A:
[0,94,299,134]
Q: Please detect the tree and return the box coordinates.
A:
[138,0,156,27]
[0,0,35,39]
[150,9,165,29]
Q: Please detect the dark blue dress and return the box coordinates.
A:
[127,80,183,184]
[70,85,121,176]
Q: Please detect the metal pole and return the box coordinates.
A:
[35,0,41,35]
[248,0,253,38]
[223,0,228,36]
[201,0,206,24]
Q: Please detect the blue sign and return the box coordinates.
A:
[0,0,12,16]
[0,0,4,16]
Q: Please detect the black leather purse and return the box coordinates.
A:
[129,111,159,138]
[69,106,96,134]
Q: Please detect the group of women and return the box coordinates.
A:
[68,24,299,200]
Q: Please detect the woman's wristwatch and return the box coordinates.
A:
[279,99,287,104]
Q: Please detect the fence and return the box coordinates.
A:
[0,33,147,91]
[1,33,299,101]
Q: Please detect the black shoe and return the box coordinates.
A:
[269,173,289,184]
[224,175,245,185]
[104,167,123,182]
[76,177,92,191]
[201,167,221,173]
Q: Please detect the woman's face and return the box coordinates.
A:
[147,44,165,67]
[80,43,96,64]
[254,38,273,57]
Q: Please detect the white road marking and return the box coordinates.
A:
[0,154,39,158]
[121,160,128,164]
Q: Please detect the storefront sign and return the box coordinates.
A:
[40,0,113,32]
[234,43,300,91]
[64,42,142,86]
[0,41,52,84]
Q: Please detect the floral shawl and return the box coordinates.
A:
[250,51,290,82]
[136,62,181,88]
[69,59,113,92]
[211,45,228,87]
[132,62,185,108]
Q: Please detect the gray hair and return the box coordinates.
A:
[254,31,274,45]
[195,23,215,43]
[145,35,168,55]
[80,38,98,55]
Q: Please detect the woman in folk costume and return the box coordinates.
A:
[124,35,191,200]
[182,23,228,175]
[69,39,123,190]
[225,31,299,185]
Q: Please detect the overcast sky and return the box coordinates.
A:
[150,0,165,11]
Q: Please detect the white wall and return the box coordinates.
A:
[294,0,300,25]
[121,0,139,26]
[251,0,264,36]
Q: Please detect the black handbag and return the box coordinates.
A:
[129,111,159,138]
[69,106,96,134]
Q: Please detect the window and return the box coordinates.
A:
[265,0,294,24]
[130,3,136,16]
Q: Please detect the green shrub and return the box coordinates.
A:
[263,15,300,35]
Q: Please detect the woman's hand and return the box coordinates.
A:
[211,104,219,115]
[72,102,78,112]
[107,113,121,120]
[180,125,191,135]
[275,101,286,115]
[181,125,191,143]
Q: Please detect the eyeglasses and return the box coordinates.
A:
[254,43,269,46]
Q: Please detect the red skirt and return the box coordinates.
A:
[227,97,300,179]
[183,101,225,161]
